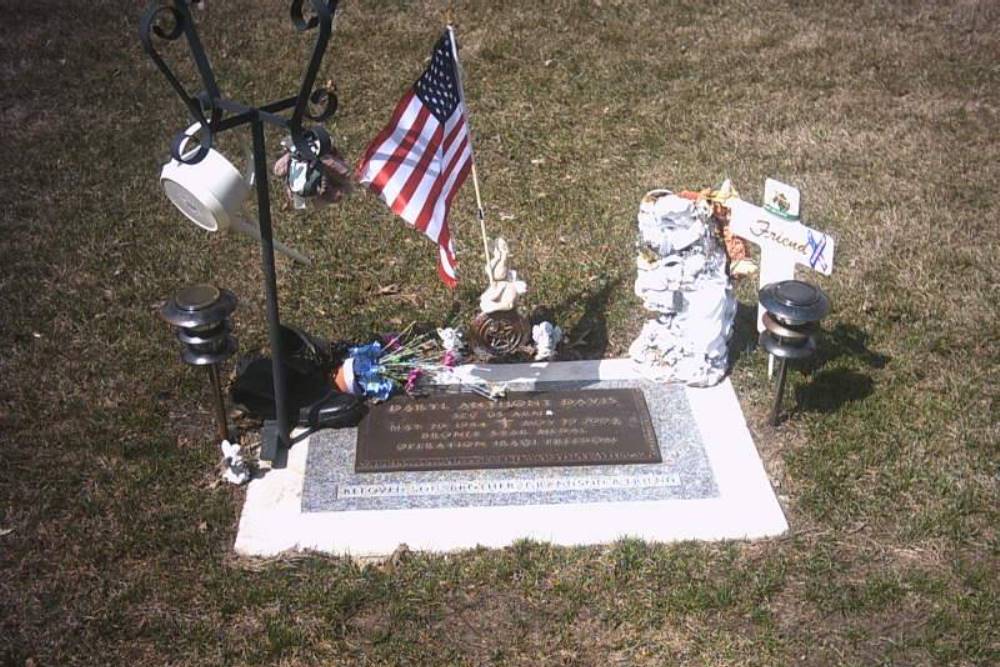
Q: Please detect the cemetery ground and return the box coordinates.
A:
[1,0,997,664]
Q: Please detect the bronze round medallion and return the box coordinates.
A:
[470,310,529,357]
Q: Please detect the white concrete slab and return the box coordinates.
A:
[234,359,787,557]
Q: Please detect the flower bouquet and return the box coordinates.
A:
[332,326,505,402]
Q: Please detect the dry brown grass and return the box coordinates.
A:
[1,0,998,665]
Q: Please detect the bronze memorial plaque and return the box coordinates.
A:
[355,388,660,473]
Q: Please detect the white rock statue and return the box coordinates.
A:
[629,190,736,386]
[479,237,527,314]
[532,321,563,361]
[220,439,250,485]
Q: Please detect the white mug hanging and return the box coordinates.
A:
[160,123,310,264]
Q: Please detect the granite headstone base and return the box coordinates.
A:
[235,359,787,557]
[303,380,711,512]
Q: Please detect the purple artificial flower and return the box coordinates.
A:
[383,332,403,352]
[404,368,424,394]
[442,350,458,368]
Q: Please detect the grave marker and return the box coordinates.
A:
[354,387,661,473]
[234,360,789,556]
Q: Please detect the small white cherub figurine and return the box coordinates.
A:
[220,439,250,485]
[479,237,527,314]
[437,327,466,364]
[532,321,563,361]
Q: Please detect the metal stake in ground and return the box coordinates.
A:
[768,358,789,426]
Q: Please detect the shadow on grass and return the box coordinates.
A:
[533,277,623,360]
[727,300,760,370]
[791,323,888,414]
[808,323,891,372]
[794,368,875,414]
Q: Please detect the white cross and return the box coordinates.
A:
[726,179,835,377]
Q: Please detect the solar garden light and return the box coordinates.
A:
[160,284,238,443]
[757,280,830,426]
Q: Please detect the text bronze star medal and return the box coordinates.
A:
[354,388,661,473]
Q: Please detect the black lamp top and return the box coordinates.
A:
[177,283,221,311]
[160,284,237,328]
[759,280,830,324]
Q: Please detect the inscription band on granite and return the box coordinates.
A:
[337,474,682,499]
[355,387,661,473]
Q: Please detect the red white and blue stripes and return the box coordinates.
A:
[356,30,472,286]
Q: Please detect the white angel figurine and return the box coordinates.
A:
[479,237,527,314]
[532,322,563,361]
[220,439,250,485]
[437,327,466,355]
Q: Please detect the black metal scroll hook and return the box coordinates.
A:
[140,0,221,164]
[288,0,339,161]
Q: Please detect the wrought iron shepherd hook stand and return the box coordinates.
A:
[140,0,341,462]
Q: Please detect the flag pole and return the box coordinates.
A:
[447,24,494,286]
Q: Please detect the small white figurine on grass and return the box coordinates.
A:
[532,322,563,361]
[220,439,250,485]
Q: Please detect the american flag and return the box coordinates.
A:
[356,29,472,287]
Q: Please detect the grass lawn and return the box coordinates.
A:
[1,0,997,664]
